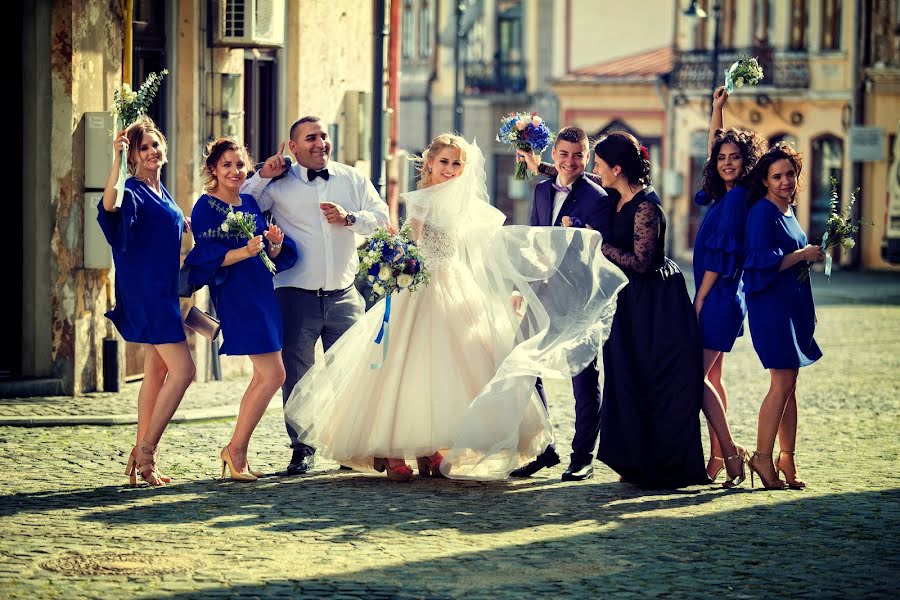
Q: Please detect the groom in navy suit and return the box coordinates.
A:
[511,126,612,481]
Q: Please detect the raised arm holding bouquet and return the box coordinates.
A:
[724,57,763,93]
[111,70,168,207]
[497,112,554,181]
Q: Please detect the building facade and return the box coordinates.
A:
[9,0,377,397]
[669,0,900,270]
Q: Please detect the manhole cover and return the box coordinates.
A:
[41,552,195,576]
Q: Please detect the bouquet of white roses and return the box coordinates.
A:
[357,223,430,302]
[724,57,763,93]
[799,178,873,282]
[199,197,277,274]
[111,69,169,207]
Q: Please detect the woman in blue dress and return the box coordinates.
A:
[184,138,298,481]
[693,87,766,486]
[593,132,708,488]
[743,144,824,489]
[98,118,195,487]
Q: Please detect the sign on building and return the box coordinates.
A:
[849,126,886,162]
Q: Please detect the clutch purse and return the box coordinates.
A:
[184,306,221,341]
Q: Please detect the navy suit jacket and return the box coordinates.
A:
[530,173,613,241]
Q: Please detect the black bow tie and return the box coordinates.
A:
[308,168,330,182]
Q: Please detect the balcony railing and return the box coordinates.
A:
[464,59,527,94]
[672,47,809,90]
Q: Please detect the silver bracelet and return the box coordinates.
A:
[269,241,283,250]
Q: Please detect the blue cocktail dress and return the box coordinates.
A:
[183,193,298,356]
[692,185,749,352]
[743,199,822,369]
[97,177,186,344]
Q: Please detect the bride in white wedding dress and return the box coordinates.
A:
[283,134,626,481]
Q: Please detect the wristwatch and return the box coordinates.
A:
[345,212,357,226]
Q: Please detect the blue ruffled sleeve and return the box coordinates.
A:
[183,198,231,288]
[694,189,713,207]
[700,185,749,279]
[743,200,783,293]
[96,183,140,253]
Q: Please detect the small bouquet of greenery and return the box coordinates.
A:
[496,112,555,181]
[724,57,763,93]
[199,197,276,274]
[111,69,169,207]
[799,178,873,282]
[357,223,430,302]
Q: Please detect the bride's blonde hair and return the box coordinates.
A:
[415,133,468,189]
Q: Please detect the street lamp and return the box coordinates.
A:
[682,1,707,19]
[684,1,722,115]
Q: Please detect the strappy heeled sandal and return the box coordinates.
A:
[776,450,806,489]
[124,441,166,486]
[722,446,749,489]
[706,455,725,482]
[747,451,787,490]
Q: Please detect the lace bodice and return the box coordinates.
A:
[418,223,459,270]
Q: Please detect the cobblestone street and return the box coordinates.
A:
[1,270,898,599]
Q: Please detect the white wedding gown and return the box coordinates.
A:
[284,141,627,479]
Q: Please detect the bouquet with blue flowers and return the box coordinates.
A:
[496,112,555,181]
[357,223,430,302]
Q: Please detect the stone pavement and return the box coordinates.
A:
[0,379,262,426]
[0,270,898,598]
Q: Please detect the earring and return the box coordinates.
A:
[427,168,432,173]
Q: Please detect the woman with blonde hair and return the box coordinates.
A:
[183,138,298,480]
[98,117,195,486]
[283,133,626,481]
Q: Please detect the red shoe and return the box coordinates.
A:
[374,457,413,482]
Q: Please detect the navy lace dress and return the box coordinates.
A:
[596,187,709,488]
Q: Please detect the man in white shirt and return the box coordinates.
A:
[243,116,389,475]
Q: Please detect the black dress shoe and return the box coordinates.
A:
[561,461,594,481]
[284,450,315,476]
[509,450,561,478]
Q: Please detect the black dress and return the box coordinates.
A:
[596,187,709,488]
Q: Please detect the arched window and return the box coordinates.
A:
[809,135,844,243]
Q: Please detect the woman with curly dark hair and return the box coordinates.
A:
[592,131,708,488]
[693,87,767,486]
[743,144,824,489]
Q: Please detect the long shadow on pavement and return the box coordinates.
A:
[136,486,895,599]
[3,473,897,597]
[1,469,728,535]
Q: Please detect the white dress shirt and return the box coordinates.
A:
[241,161,389,291]
[551,175,573,225]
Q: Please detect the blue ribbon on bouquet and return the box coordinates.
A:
[821,232,833,280]
[370,294,392,370]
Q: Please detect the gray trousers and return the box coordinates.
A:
[276,286,365,451]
